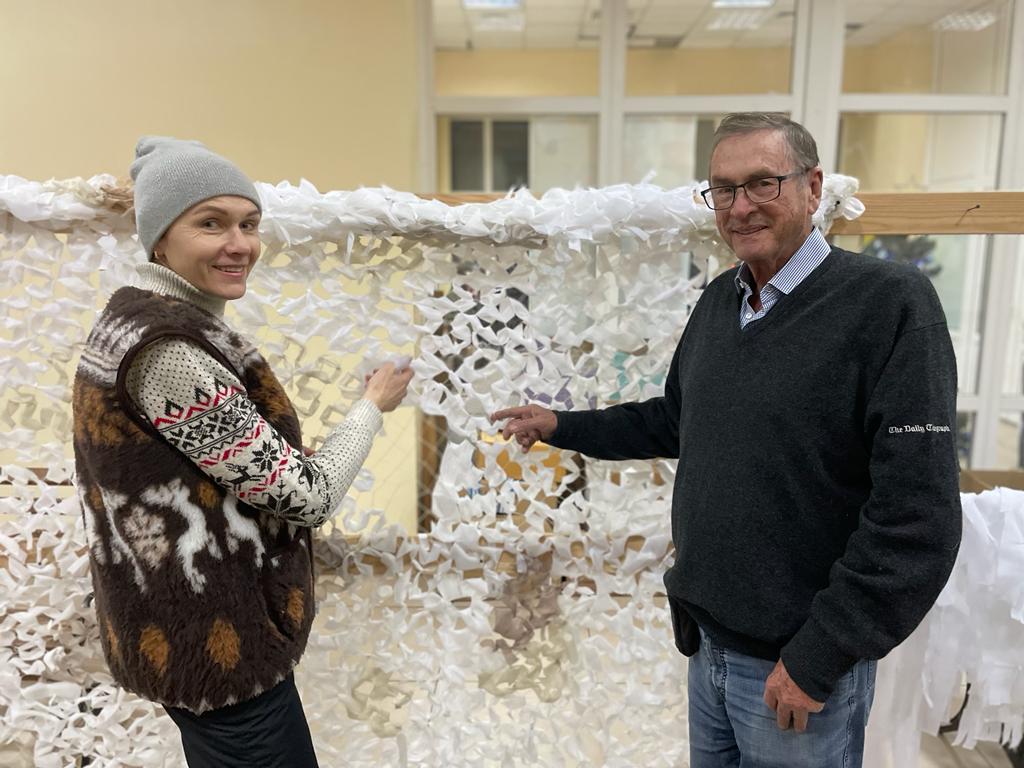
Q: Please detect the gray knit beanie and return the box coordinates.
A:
[130,136,261,257]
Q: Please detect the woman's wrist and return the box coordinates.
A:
[353,398,384,430]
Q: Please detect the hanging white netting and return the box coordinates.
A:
[1,172,1020,767]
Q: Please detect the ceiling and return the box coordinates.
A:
[433,0,1009,50]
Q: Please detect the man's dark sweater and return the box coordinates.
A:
[548,246,962,701]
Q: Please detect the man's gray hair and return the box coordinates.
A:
[710,112,820,171]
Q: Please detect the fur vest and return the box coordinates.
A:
[72,286,315,713]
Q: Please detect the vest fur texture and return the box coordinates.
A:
[72,287,315,713]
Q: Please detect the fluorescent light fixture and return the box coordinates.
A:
[472,10,524,31]
[463,0,520,8]
[463,0,521,9]
[932,11,997,32]
[712,0,775,8]
[707,10,766,30]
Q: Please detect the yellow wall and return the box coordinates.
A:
[437,116,453,192]
[0,0,420,191]
[839,113,931,191]
[436,33,944,99]
[840,30,931,190]
[841,27,1005,190]
[843,28,934,93]
[1,0,423,534]
[436,49,599,97]
[626,48,791,96]
[435,46,791,97]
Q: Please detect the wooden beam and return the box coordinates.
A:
[420,193,502,206]
[421,191,1024,236]
[831,192,1024,236]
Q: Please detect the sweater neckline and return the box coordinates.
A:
[732,249,839,341]
[135,263,227,318]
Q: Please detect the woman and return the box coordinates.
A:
[71,136,412,767]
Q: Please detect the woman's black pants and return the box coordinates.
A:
[164,673,319,768]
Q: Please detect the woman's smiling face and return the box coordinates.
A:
[153,195,261,300]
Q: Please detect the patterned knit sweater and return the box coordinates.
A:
[72,264,382,713]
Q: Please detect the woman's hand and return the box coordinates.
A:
[364,363,413,413]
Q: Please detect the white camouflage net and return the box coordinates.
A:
[1,172,1019,767]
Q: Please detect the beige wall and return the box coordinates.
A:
[437,116,453,192]
[435,46,791,98]
[839,113,931,191]
[0,0,420,191]
[436,49,599,97]
[843,28,934,93]
[840,30,932,190]
[626,48,791,96]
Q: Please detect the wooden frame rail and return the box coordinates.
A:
[423,191,1024,236]
[829,192,1024,236]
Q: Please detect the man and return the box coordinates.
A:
[491,112,961,768]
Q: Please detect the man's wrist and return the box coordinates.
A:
[780,617,859,702]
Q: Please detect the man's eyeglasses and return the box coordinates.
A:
[700,169,809,211]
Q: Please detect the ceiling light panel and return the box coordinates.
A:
[932,11,998,32]
[712,0,775,8]
[707,10,767,30]
[463,0,521,9]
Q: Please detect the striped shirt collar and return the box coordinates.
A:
[734,227,831,297]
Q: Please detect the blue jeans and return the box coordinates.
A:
[688,629,876,768]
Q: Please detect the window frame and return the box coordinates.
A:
[423,0,1024,468]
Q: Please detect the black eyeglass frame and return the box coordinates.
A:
[700,168,810,211]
